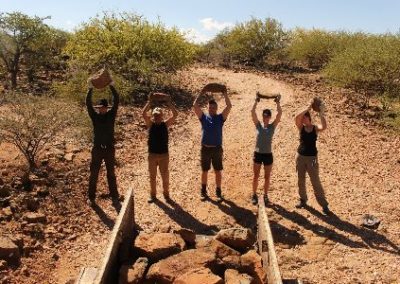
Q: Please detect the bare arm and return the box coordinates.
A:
[166,98,178,127]
[193,92,204,120]
[142,95,152,128]
[86,80,96,120]
[221,90,232,121]
[251,98,260,126]
[272,97,282,128]
[295,102,312,130]
[316,104,327,132]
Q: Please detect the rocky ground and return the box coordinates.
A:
[0,66,399,283]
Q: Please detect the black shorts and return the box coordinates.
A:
[253,152,273,166]
[201,146,223,171]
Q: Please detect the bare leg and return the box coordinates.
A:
[253,163,262,194]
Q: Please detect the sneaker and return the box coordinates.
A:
[251,194,258,205]
[147,196,156,203]
[216,187,223,202]
[163,192,172,203]
[323,206,332,216]
[263,195,269,205]
[201,187,208,201]
[295,199,307,209]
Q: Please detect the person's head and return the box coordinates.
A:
[97,99,108,115]
[152,107,164,123]
[208,99,218,116]
[262,109,272,124]
[302,111,312,126]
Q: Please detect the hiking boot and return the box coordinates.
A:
[295,199,307,209]
[201,187,208,201]
[251,194,258,205]
[323,205,332,216]
[216,187,223,202]
[147,195,156,203]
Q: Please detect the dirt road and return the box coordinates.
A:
[12,66,399,283]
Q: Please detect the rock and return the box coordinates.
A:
[197,238,240,260]
[28,174,47,186]
[119,257,148,284]
[240,250,266,284]
[64,153,74,162]
[36,187,49,197]
[134,233,186,262]
[146,249,217,283]
[224,269,253,284]
[0,237,20,264]
[173,268,223,284]
[173,228,196,246]
[0,185,10,197]
[25,198,40,212]
[0,259,7,270]
[24,212,46,223]
[1,207,13,221]
[221,255,241,270]
[8,235,23,251]
[215,227,255,252]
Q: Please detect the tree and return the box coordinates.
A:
[0,94,84,171]
[0,12,50,88]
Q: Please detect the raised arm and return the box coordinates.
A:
[109,81,120,116]
[251,98,260,126]
[193,92,204,120]
[166,97,178,127]
[316,103,327,132]
[221,90,232,121]
[86,80,96,120]
[272,96,282,128]
[142,94,152,128]
[295,101,312,130]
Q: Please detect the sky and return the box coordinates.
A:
[2,0,400,43]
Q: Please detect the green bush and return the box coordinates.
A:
[200,18,287,67]
[323,34,400,105]
[60,12,196,102]
[286,29,366,69]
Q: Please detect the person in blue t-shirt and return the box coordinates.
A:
[251,95,282,205]
[193,83,232,202]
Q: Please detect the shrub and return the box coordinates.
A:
[323,34,400,106]
[0,94,86,171]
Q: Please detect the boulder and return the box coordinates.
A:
[24,212,46,223]
[224,269,253,284]
[173,268,223,284]
[134,233,186,261]
[173,228,196,246]
[0,237,20,264]
[197,238,240,259]
[119,257,148,284]
[215,227,255,252]
[240,250,266,284]
[146,249,216,283]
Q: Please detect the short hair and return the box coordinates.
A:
[208,99,217,106]
[262,109,272,117]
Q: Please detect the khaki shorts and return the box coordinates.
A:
[201,146,223,171]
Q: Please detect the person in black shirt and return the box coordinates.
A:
[142,93,178,203]
[294,99,331,215]
[86,77,121,207]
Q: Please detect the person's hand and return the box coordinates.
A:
[319,101,326,115]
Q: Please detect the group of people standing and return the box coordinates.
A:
[86,78,332,216]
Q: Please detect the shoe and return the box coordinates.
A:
[201,187,208,201]
[216,188,223,202]
[251,194,258,205]
[147,196,156,203]
[263,195,269,205]
[295,199,307,209]
[163,192,172,203]
[323,206,332,216]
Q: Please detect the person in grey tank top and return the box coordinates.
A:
[251,95,282,205]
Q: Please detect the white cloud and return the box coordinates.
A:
[182,28,212,44]
[200,18,233,31]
